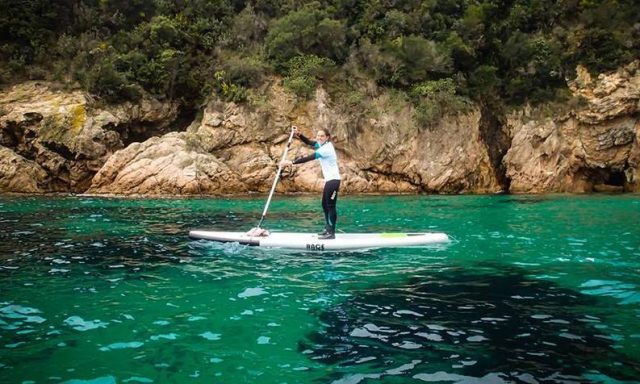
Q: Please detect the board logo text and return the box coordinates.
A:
[306,243,325,251]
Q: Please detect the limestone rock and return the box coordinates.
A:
[3,61,639,196]
[0,146,48,193]
[89,133,247,195]
[86,83,501,195]
[0,82,177,193]
[505,61,640,193]
[274,88,500,194]
[87,97,289,195]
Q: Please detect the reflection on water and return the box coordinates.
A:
[302,264,640,383]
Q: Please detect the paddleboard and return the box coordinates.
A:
[189,230,449,251]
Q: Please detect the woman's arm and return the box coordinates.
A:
[280,153,316,167]
[292,153,316,164]
[298,133,317,147]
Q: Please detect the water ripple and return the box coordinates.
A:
[301,265,640,383]
[1,195,639,383]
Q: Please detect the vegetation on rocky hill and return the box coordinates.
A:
[1,0,638,116]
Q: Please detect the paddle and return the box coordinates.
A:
[247,126,296,236]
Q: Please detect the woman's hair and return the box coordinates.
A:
[318,128,331,138]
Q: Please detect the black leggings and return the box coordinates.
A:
[322,179,341,233]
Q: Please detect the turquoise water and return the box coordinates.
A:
[1,194,639,383]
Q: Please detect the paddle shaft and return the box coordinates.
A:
[257,127,296,228]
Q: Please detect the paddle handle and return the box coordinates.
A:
[257,126,296,227]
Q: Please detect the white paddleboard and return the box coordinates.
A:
[189,230,449,251]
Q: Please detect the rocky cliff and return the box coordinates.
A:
[1,62,638,195]
[504,62,640,193]
[88,83,502,195]
[0,82,178,193]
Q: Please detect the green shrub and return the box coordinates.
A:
[468,65,499,95]
[357,35,452,88]
[227,5,268,49]
[410,78,468,126]
[87,61,142,103]
[572,28,631,73]
[222,54,269,88]
[213,70,248,103]
[1,0,638,110]
[265,4,347,71]
[283,54,335,98]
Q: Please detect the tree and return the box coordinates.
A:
[266,3,347,71]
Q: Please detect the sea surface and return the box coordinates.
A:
[0,194,639,384]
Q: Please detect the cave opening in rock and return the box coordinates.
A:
[607,169,625,187]
[583,166,627,192]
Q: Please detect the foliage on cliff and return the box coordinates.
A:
[1,0,638,112]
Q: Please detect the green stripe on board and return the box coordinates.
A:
[379,233,408,238]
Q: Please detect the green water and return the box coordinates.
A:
[0,194,639,384]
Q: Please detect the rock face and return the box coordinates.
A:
[88,83,501,195]
[89,133,252,195]
[1,61,639,195]
[0,146,48,192]
[0,82,178,193]
[504,61,640,193]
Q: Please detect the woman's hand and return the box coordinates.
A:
[280,160,293,168]
[292,125,300,138]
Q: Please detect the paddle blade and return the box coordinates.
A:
[246,227,270,237]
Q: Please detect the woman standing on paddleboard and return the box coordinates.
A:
[282,127,341,239]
